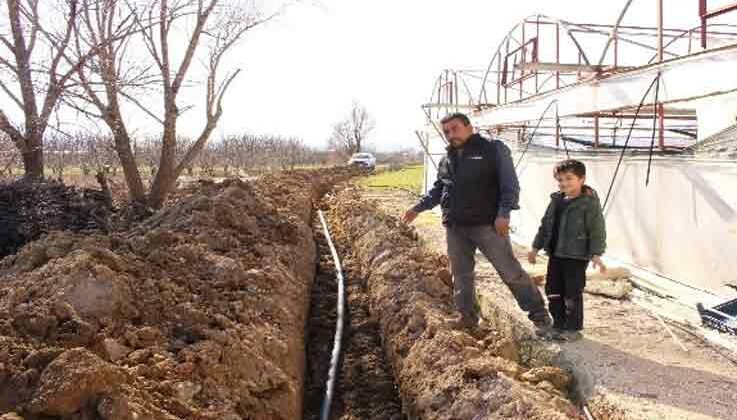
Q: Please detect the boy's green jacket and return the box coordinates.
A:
[532,185,607,260]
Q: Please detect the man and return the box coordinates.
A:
[403,113,552,335]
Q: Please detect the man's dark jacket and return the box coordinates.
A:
[413,133,520,225]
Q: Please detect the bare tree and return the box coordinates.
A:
[0,0,113,178]
[328,101,374,156]
[70,0,270,207]
[63,0,151,199]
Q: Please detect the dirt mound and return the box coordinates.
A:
[0,168,356,420]
[0,179,113,258]
[326,188,583,419]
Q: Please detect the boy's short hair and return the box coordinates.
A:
[440,112,471,127]
[554,159,586,178]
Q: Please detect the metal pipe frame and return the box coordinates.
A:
[424,1,737,152]
[700,0,737,48]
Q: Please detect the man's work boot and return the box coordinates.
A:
[532,316,555,339]
[553,330,583,342]
[444,315,478,330]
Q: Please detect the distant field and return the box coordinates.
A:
[360,164,423,194]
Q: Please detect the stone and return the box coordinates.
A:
[102,339,133,362]
[29,348,125,416]
[97,394,154,420]
[520,367,571,391]
[174,381,201,403]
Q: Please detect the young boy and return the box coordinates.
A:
[527,159,607,341]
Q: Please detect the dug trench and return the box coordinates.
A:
[302,202,404,420]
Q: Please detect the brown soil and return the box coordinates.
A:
[303,207,404,420]
[325,188,583,420]
[0,168,356,420]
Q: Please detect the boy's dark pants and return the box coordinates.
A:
[545,256,588,331]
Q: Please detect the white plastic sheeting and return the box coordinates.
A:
[512,152,737,298]
[471,44,737,130]
[693,91,737,140]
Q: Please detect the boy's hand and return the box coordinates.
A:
[402,208,419,224]
[527,249,538,264]
[592,256,607,273]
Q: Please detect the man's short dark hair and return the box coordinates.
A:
[440,112,471,126]
[554,159,586,178]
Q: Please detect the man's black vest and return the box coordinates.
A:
[439,134,500,225]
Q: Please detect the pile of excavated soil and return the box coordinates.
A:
[0,179,113,258]
[0,168,356,420]
[325,188,583,420]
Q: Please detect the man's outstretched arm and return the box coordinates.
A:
[403,158,446,223]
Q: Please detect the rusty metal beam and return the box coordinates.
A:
[657,0,664,62]
[516,62,636,73]
[700,1,737,48]
[703,2,737,19]
[576,112,696,121]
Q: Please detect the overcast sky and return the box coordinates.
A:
[206,0,717,151]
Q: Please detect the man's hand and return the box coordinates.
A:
[592,256,607,273]
[527,249,539,265]
[402,208,419,224]
[494,216,510,237]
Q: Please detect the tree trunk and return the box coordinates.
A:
[111,124,147,203]
[147,120,218,209]
[21,135,44,179]
[147,108,179,208]
[147,154,175,209]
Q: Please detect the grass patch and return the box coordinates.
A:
[360,164,423,194]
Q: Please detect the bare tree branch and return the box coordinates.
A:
[0,34,14,52]
[0,79,23,109]
[120,90,165,124]
[0,108,24,147]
